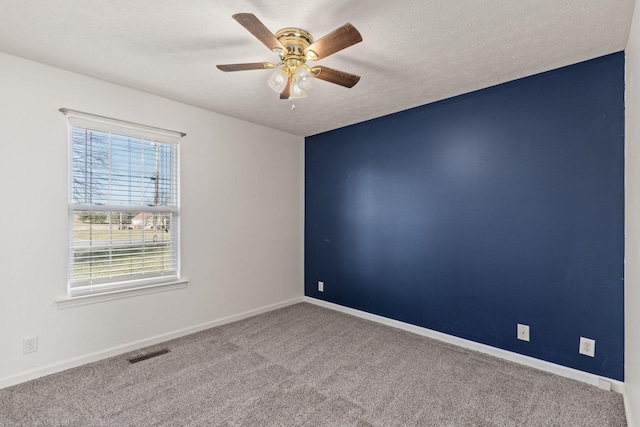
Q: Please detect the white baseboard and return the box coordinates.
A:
[0,296,304,390]
[3,295,626,399]
[625,389,635,427]
[304,297,625,395]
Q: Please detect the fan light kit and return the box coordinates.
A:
[217,13,362,109]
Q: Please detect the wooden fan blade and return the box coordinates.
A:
[304,23,362,60]
[311,66,361,88]
[232,13,285,53]
[217,62,276,72]
[280,79,291,99]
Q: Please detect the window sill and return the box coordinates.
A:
[55,279,188,309]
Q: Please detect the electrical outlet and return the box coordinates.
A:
[579,337,595,357]
[318,281,324,292]
[517,324,530,342]
[23,336,38,354]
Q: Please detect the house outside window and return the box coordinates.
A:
[64,109,183,297]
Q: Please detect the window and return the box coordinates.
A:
[64,110,183,297]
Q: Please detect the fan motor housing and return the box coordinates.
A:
[275,28,313,57]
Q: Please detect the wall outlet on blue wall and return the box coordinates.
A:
[579,337,595,357]
[318,281,324,292]
[517,324,530,342]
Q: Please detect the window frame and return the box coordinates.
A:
[63,109,184,299]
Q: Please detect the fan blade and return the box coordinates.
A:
[280,80,291,99]
[311,66,360,88]
[217,62,276,72]
[232,13,285,53]
[304,23,362,60]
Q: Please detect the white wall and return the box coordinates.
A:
[627,2,640,425]
[0,52,304,386]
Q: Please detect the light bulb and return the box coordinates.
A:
[290,81,307,99]
[267,69,287,92]
[295,66,314,91]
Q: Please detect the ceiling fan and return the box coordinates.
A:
[217,13,362,103]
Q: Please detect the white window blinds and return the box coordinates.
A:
[65,110,182,296]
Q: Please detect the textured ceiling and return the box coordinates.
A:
[0,0,634,136]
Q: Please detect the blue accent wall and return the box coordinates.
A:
[305,52,625,380]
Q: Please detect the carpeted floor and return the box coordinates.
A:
[0,303,627,426]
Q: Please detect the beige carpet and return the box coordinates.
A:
[0,303,627,426]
